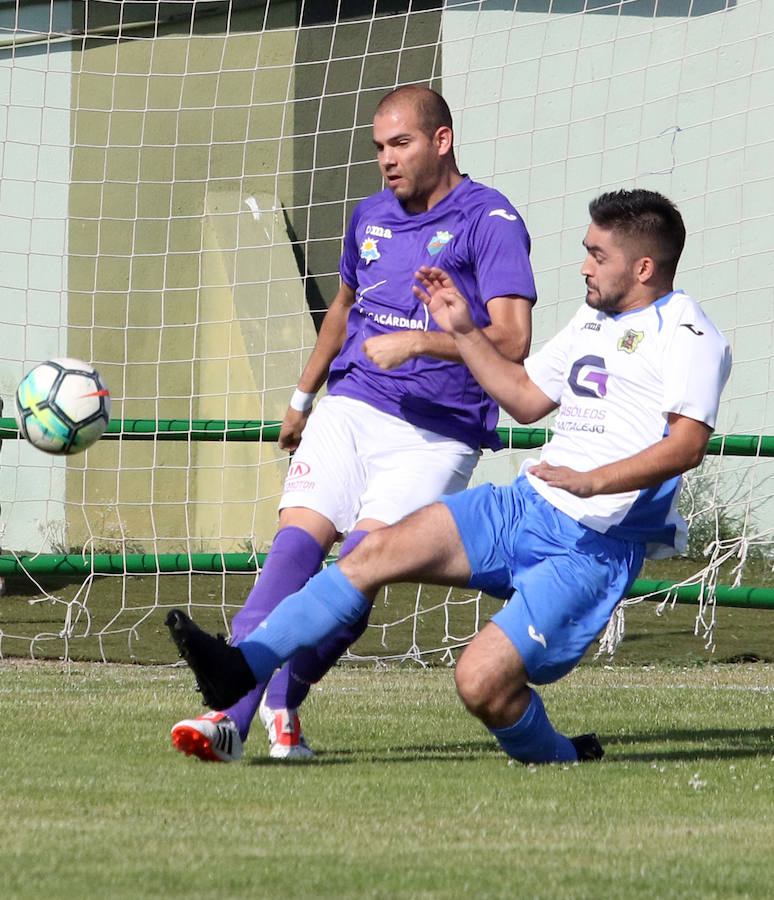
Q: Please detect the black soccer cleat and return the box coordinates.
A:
[570,732,605,762]
[165,609,257,710]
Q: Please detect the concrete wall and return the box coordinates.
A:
[0,1,443,553]
[442,1,774,512]
[0,2,73,551]
[0,0,770,552]
[65,9,310,551]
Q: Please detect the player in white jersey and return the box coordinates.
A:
[167,189,732,764]
[524,287,729,555]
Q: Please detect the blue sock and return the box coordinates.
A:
[265,529,371,710]
[230,526,325,643]
[489,689,578,764]
[237,564,371,684]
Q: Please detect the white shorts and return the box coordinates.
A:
[279,395,481,534]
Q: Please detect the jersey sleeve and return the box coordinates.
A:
[469,202,537,304]
[523,315,576,403]
[661,313,732,430]
[339,202,363,289]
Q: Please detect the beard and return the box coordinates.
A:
[585,281,630,315]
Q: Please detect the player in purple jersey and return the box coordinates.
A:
[327,175,535,449]
[167,189,731,764]
[168,84,536,762]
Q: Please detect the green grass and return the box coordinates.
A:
[3,559,774,896]
[2,661,774,899]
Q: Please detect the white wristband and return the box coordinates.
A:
[289,388,316,413]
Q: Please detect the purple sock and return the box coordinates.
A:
[265,529,370,710]
[224,526,325,740]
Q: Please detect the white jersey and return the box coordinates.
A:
[523,290,732,557]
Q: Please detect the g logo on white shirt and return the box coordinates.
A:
[569,355,608,399]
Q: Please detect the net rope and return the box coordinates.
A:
[0,0,772,663]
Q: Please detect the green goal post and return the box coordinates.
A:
[1,416,772,612]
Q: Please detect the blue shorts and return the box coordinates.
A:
[442,477,645,684]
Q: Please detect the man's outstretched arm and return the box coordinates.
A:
[361,290,533,371]
[413,266,556,424]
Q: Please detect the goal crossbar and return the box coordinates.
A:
[1,418,771,458]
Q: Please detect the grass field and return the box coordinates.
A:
[2,659,774,899]
[3,560,774,898]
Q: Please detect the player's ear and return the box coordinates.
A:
[435,125,453,155]
[636,255,656,284]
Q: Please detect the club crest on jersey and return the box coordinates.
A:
[618,329,644,354]
[427,230,453,256]
[360,237,381,264]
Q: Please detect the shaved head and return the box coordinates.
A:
[375,85,453,139]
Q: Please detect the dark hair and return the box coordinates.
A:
[375,85,453,140]
[589,189,686,278]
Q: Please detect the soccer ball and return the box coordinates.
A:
[15,358,111,455]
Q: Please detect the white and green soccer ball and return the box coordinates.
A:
[15,358,111,455]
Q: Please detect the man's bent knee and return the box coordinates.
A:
[455,623,531,727]
[455,662,522,724]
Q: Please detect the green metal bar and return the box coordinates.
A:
[0,417,283,442]
[2,417,773,455]
[705,433,774,457]
[0,552,266,576]
[495,426,552,450]
[626,579,774,610]
[1,554,773,610]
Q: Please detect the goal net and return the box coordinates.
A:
[0,0,772,663]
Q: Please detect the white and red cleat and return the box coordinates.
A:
[258,696,315,759]
[170,711,243,763]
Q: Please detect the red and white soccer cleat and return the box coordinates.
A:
[258,696,315,760]
[170,711,243,763]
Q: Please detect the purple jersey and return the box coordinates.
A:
[329,176,537,450]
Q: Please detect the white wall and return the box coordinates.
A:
[443,1,774,505]
[0,6,73,551]
[1,1,772,550]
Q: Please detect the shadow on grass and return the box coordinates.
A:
[620,629,696,642]
[241,729,774,766]
[605,726,774,763]
[244,739,500,766]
